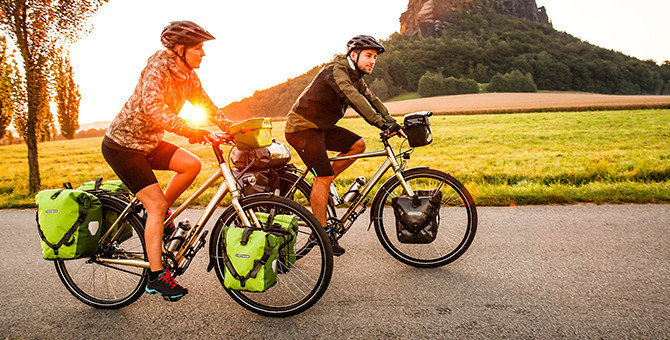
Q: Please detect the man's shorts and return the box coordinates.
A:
[101,136,179,194]
[285,126,362,177]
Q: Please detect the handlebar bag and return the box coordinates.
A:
[391,189,442,244]
[403,112,433,148]
[254,212,298,273]
[221,226,280,292]
[35,189,103,260]
[230,117,273,149]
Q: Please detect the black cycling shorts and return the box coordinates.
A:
[101,136,179,194]
[285,127,362,177]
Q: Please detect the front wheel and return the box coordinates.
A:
[210,194,333,317]
[372,168,477,268]
[54,195,148,308]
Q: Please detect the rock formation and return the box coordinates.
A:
[400,0,550,37]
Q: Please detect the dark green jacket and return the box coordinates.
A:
[285,54,395,133]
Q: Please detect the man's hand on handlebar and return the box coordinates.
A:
[383,122,407,139]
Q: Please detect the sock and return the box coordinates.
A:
[149,270,163,281]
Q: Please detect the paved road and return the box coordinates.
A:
[1,205,668,339]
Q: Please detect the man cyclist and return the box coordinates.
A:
[284,35,402,256]
[102,21,231,300]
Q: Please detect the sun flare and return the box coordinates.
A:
[179,102,206,125]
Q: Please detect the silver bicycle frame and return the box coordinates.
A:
[328,143,414,228]
[97,157,255,269]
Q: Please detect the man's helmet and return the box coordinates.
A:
[161,21,215,48]
[346,35,385,55]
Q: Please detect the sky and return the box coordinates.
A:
[66,0,670,125]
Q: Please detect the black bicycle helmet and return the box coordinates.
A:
[161,20,215,49]
[346,35,385,55]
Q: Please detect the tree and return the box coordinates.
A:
[55,51,80,139]
[0,0,108,193]
[0,35,18,140]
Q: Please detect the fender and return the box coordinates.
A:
[368,166,431,225]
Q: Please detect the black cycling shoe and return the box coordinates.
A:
[329,233,345,256]
[145,269,188,301]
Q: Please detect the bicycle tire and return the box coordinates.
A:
[210,194,333,317]
[371,168,477,268]
[54,195,148,309]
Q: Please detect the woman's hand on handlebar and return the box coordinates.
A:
[188,129,233,145]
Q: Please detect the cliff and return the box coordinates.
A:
[400,0,550,37]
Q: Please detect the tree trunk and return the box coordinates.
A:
[26,132,40,193]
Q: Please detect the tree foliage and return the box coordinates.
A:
[487,69,537,92]
[0,0,107,192]
[418,71,479,97]
[55,51,80,139]
[0,35,22,140]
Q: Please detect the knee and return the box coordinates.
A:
[352,138,366,153]
[145,197,169,217]
[181,155,201,175]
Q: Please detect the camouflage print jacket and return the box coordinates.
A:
[105,50,231,154]
[285,54,396,133]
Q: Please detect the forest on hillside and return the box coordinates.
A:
[223,9,670,120]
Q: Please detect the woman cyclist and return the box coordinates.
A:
[102,21,232,301]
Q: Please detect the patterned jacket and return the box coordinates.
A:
[105,50,231,153]
[285,54,395,133]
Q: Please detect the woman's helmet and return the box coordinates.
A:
[346,35,385,55]
[161,21,215,49]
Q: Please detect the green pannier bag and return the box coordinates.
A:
[35,189,103,260]
[77,179,133,243]
[254,212,298,272]
[77,179,130,195]
[222,226,280,292]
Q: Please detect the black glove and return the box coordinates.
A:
[383,122,402,133]
[187,128,211,144]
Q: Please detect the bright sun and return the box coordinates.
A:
[179,102,206,124]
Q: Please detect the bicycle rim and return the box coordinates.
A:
[374,169,477,268]
[211,195,333,317]
[54,196,147,309]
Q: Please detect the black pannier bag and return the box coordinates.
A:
[391,189,442,244]
[403,111,433,148]
[233,168,280,196]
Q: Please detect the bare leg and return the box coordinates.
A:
[135,183,169,272]
[163,148,202,207]
[331,138,366,178]
[311,175,335,228]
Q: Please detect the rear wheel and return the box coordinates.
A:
[372,168,477,268]
[54,195,148,308]
[210,194,333,317]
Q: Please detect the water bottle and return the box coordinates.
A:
[166,219,191,252]
[329,182,344,206]
[341,176,366,203]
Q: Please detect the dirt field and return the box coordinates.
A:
[346,92,670,117]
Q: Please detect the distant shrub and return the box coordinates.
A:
[418,71,479,97]
[487,70,538,92]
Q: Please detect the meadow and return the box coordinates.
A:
[1,109,668,208]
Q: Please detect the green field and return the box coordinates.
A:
[1,109,669,208]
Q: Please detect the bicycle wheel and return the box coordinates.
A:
[210,194,333,317]
[277,170,312,207]
[54,195,148,308]
[372,168,477,268]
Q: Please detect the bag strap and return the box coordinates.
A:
[36,193,91,256]
[94,177,103,191]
